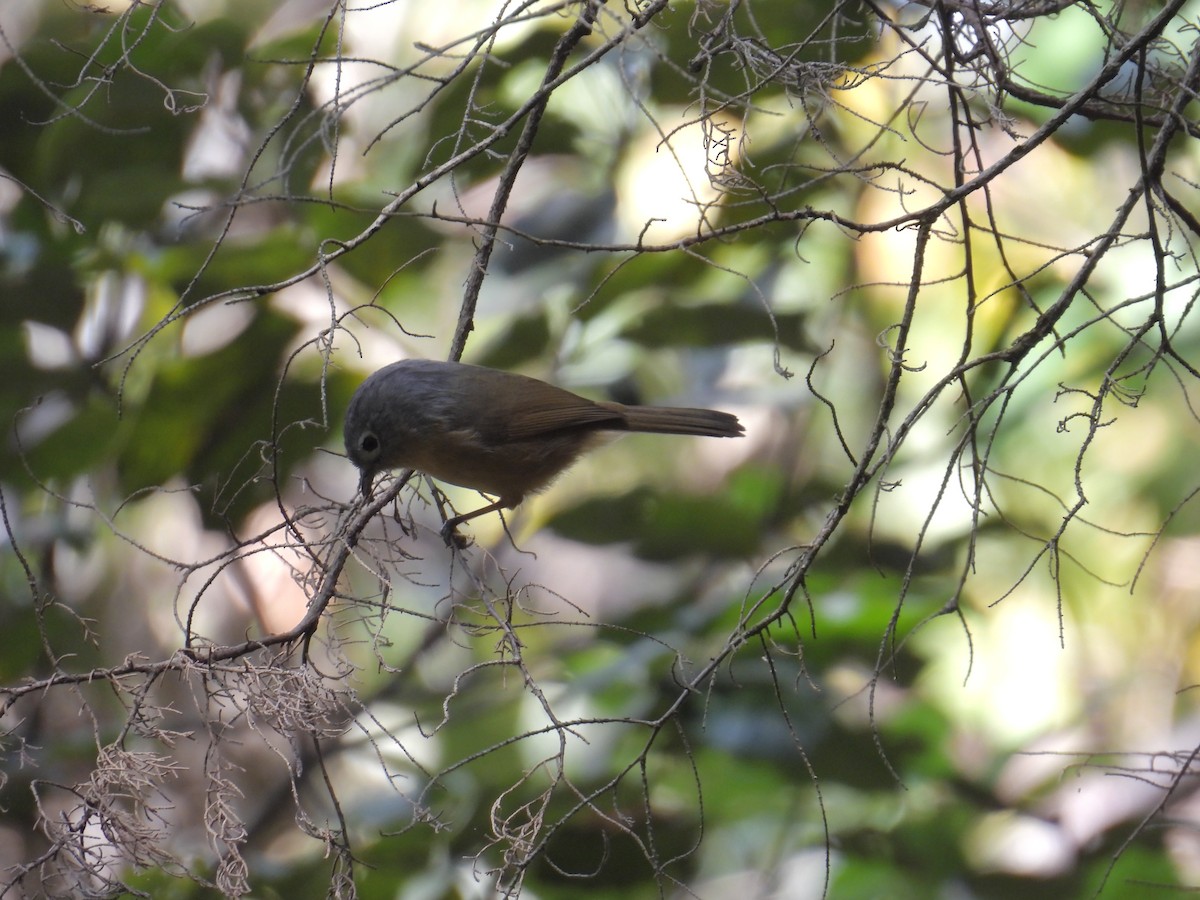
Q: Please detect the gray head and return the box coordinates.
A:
[344,385,384,496]
[344,360,450,496]
[344,364,407,496]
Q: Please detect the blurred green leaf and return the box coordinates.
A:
[546,480,765,559]
[621,301,815,351]
[115,309,305,518]
[474,309,552,369]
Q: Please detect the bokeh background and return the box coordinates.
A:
[2,0,1200,897]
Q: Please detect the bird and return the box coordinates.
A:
[344,359,743,542]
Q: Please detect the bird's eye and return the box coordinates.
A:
[357,430,381,459]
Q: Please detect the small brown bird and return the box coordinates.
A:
[344,359,743,540]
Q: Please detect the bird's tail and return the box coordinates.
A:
[616,404,743,438]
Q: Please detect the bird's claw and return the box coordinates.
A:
[440,521,470,548]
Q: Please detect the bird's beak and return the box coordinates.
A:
[359,468,375,498]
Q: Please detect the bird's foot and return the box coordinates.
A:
[440,520,470,548]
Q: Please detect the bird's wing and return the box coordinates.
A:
[496,397,624,440]
[459,372,623,442]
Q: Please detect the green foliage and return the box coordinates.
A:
[545,476,770,559]
[2,1,1199,898]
